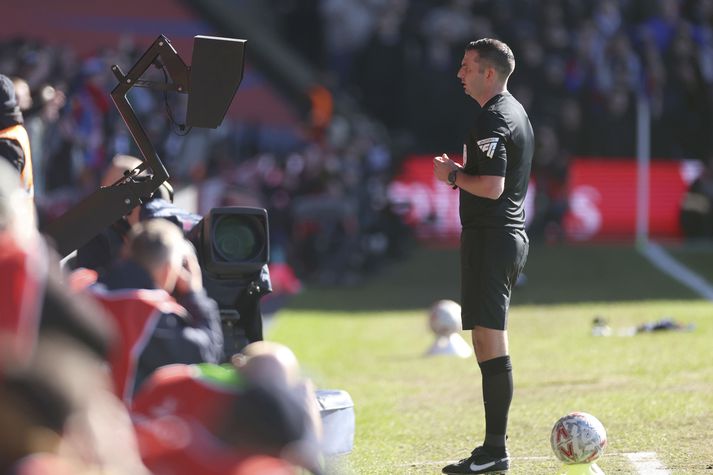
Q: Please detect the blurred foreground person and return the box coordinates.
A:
[0,159,42,372]
[0,158,148,475]
[0,277,150,475]
[232,341,323,450]
[433,39,533,474]
[89,218,223,403]
[0,74,33,198]
[131,341,323,475]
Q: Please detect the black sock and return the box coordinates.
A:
[478,355,513,457]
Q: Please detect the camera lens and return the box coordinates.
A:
[213,215,263,262]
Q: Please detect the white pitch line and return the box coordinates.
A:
[639,241,713,301]
[625,451,671,474]
[403,452,672,472]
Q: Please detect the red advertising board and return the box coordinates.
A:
[563,158,701,240]
[388,155,701,243]
[388,155,462,243]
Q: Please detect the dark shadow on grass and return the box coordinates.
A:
[284,244,699,313]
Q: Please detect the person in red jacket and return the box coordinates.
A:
[89,218,223,404]
[0,159,42,374]
[0,158,149,475]
[131,342,323,475]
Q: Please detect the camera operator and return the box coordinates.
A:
[70,154,271,360]
[89,218,223,404]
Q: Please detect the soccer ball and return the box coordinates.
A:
[550,412,608,464]
[428,299,462,336]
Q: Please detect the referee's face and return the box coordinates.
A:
[457,50,488,103]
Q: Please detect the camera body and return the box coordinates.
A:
[186,206,271,356]
[133,198,272,355]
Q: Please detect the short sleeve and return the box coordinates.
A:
[471,111,508,177]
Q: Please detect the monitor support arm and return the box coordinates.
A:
[44,35,190,257]
[110,34,190,184]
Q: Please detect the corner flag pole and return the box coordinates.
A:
[635,91,651,248]
[634,87,713,300]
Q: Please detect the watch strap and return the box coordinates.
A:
[448,169,459,189]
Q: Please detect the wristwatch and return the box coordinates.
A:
[447,169,459,189]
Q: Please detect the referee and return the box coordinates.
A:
[433,38,533,475]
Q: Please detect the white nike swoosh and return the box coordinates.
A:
[469,461,496,471]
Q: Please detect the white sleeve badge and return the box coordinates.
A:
[476,137,500,159]
[462,143,468,166]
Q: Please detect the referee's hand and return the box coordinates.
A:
[433,153,458,183]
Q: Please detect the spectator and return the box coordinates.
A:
[0,157,148,475]
[352,0,409,130]
[131,341,323,475]
[0,74,33,198]
[680,155,713,238]
[0,159,42,372]
[88,218,223,403]
[232,340,323,446]
[12,77,66,197]
[0,276,150,475]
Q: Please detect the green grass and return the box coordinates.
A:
[665,241,713,285]
[266,244,713,474]
[286,243,699,312]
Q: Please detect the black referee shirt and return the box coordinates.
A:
[459,92,534,229]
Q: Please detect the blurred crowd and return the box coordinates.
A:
[3,0,713,278]
[0,28,411,287]
[304,0,713,158]
[275,0,713,238]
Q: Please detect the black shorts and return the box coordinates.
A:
[460,227,529,331]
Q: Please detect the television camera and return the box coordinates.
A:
[44,34,268,356]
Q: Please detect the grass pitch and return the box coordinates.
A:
[267,244,713,474]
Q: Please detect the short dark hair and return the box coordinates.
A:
[127,218,186,272]
[466,38,515,79]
